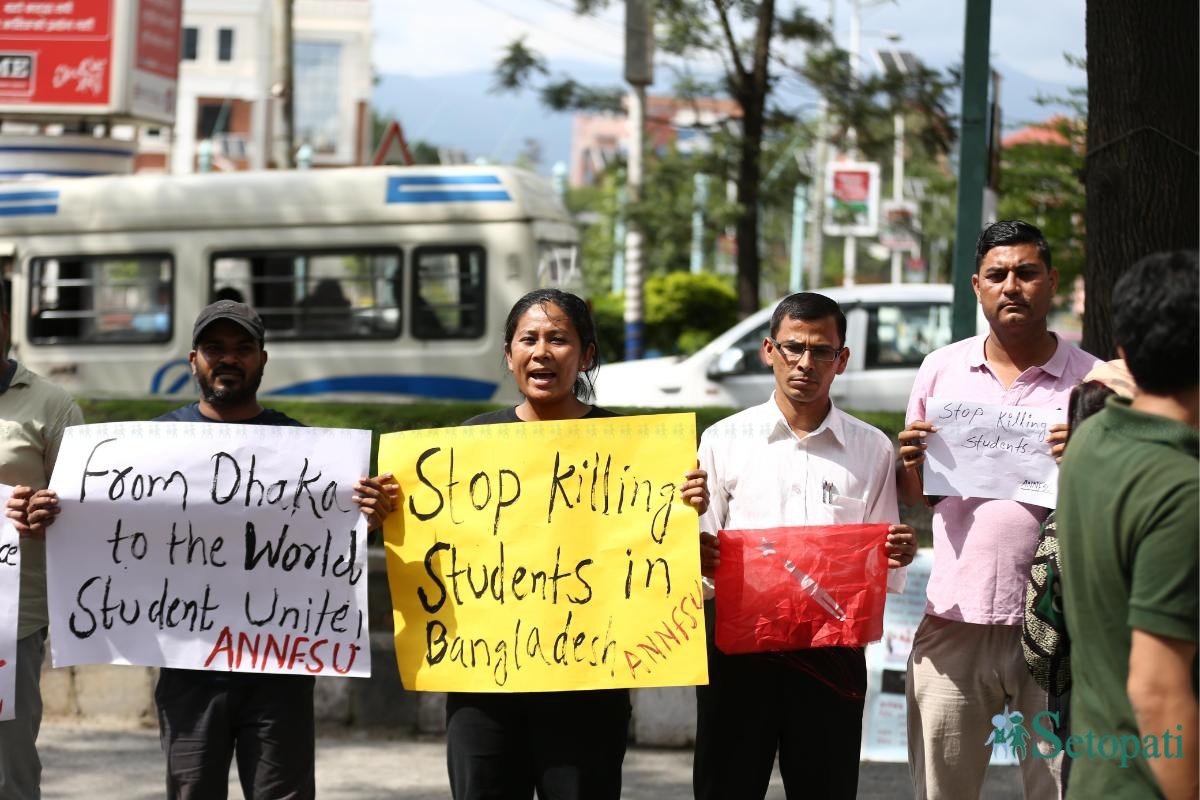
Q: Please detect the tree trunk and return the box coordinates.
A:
[736,111,764,317]
[1083,0,1199,358]
[734,0,775,318]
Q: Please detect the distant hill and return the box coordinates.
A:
[372,60,1074,175]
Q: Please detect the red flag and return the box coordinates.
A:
[714,524,889,653]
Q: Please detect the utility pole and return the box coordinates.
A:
[623,0,653,361]
[874,41,917,284]
[273,0,296,169]
[842,0,861,286]
[951,0,992,341]
[890,108,905,283]
[690,172,708,274]
[804,0,834,291]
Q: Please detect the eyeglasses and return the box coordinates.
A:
[768,338,844,363]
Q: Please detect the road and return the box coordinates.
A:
[39,719,1025,799]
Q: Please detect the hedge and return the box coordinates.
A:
[76,397,905,472]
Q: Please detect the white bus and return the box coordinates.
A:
[0,165,580,402]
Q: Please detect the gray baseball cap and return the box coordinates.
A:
[192,300,265,347]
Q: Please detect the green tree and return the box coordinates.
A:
[497,4,953,316]
[998,116,1085,287]
[590,272,738,362]
[997,55,1087,289]
[495,2,830,317]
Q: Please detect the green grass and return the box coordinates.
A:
[76,397,904,463]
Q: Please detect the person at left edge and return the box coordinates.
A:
[27,300,398,800]
[0,274,84,800]
[693,291,917,800]
[445,288,710,800]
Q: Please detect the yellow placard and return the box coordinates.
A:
[380,413,708,692]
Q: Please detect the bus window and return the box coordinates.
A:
[210,249,401,340]
[412,246,486,340]
[29,254,173,344]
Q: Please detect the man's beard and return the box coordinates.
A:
[196,365,264,408]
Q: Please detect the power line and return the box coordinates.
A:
[533,0,625,30]
[465,0,625,61]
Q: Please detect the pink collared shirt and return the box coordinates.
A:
[907,334,1101,624]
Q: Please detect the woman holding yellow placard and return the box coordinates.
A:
[444,288,709,800]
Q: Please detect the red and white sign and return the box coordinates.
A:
[879,199,921,252]
[824,161,881,238]
[129,0,179,121]
[0,0,179,123]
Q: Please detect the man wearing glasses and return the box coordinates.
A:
[693,291,917,799]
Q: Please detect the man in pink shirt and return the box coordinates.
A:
[897,220,1100,799]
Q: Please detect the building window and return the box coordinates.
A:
[217,28,234,62]
[182,27,198,61]
[196,100,230,139]
[29,254,174,344]
[210,249,401,341]
[412,247,486,340]
[294,41,342,154]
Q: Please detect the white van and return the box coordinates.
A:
[593,284,956,412]
[1,165,578,402]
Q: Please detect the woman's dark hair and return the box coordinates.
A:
[1067,380,1114,436]
[503,289,600,401]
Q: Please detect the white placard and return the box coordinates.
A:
[921,398,1065,508]
[0,482,17,720]
[46,423,372,678]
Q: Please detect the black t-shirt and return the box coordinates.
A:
[155,401,304,427]
[455,404,630,705]
[155,401,306,684]
[462,405,618,426]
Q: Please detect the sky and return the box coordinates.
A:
[372,0,1087,88]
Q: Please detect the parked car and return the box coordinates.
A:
[593,284,960,412]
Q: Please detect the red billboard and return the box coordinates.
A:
[0,0,114,106]
[129,0,179,120]
[0,0,179,123]
[135,0,179,79]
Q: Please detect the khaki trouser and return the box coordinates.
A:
[907,615,1062,800]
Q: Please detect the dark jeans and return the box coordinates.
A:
[693,600,866,800]
[155,668,316,800]
[446,689,631,800]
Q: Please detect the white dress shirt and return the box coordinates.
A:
[698,394,905,595]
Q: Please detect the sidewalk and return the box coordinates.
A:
[38,719,1024,799]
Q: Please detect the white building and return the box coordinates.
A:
[155,0,372,174]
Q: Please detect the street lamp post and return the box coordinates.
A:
[874,45,921,284]
[623,0,653,361]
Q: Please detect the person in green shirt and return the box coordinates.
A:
[1057,250,1198,799]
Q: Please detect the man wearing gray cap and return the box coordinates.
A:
[154,301,397,798]
[22,300,395,798]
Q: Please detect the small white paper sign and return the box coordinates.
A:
[46,423,372,678]
[922,398,1065,508]
[0,482,17,720]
